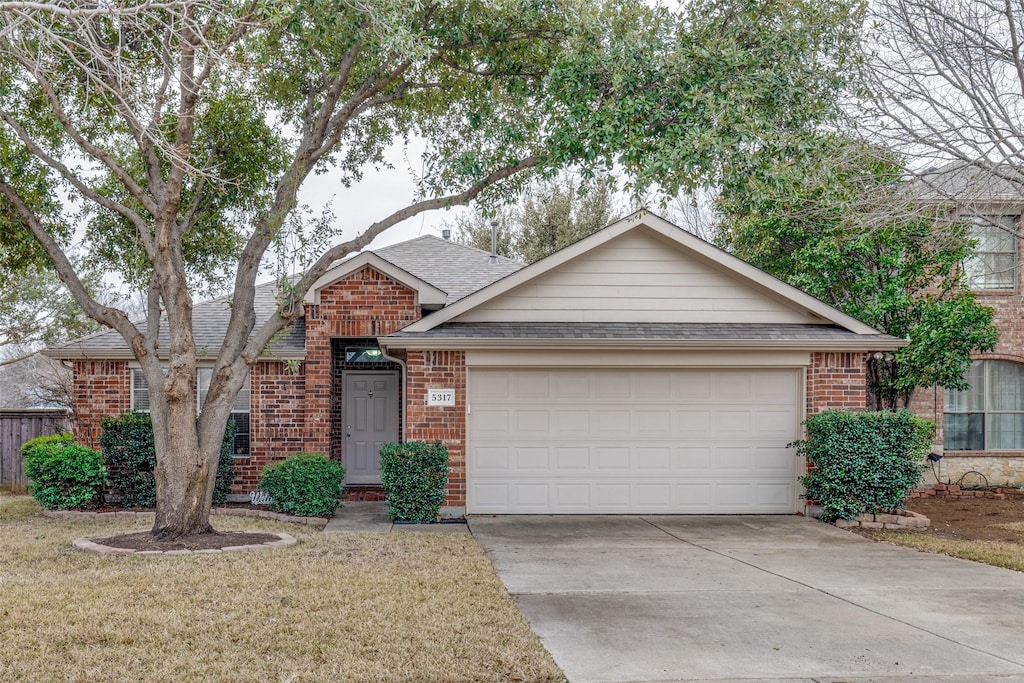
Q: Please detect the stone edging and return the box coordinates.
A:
[834,509,930,530]
[72,532,297,556]
[41,506,329,528]
[910,484,1024,500]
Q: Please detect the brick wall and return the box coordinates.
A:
[238,361,305,493]
[404,350,467,510]
[72,360,130,449]
[302,266,419,456]
[805,352,868,416]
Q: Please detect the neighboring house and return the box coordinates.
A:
[909,162,1024,487]
[46,213,903,516]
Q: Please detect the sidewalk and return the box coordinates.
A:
[323,501,469,534]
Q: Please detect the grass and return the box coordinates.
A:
[0,494,564,683]
[863,531,1024,573]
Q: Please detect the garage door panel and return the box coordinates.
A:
[469,368,800,514]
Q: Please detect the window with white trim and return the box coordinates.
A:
[963,215,1018,290]
[944,360,1024,451]
[130,368,251,458]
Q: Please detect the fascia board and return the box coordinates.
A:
[379,336,907,352]
[303,252,447,306]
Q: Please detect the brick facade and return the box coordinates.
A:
[72,360,130,449]
[805,351,869,416]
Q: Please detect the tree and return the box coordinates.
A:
[452,173,618,262]
[0,0,864,537]
[717,136,999,409]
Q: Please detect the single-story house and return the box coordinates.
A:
[47,212,905,516]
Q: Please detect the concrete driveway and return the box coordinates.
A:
[468,515,1024,683]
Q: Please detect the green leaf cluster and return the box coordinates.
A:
[99,412,236,507]
[792,409,933,522]
[21,434,105,510]
[379,441,449,523]
[718,136,999,407]
[258,452,344,517]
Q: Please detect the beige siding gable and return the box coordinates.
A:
[453,228,821,324]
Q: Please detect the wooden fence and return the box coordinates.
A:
[0,410,71,492]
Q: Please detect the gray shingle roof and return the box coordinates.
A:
[913,161,1024,203]
[385,321,894,342]
[46,235,521,359]
[371,235,524,304]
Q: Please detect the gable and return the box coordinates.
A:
[451,227,822,325]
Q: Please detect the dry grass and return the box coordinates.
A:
[864,530,1024,573]
[0,495,564,683]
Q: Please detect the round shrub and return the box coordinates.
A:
[792,409,933,522]
[379,441,449,522]
[22,439,106,510]
[258,452,344,517]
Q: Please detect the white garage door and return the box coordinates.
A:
[468,368,801,514]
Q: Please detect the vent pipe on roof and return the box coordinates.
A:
[441,228,451,240]
[489,220,498,264]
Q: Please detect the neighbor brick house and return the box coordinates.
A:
[48,213,904,516]
[907,163,1024,487]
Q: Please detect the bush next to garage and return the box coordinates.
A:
[792,409,933,522]
[379,441,449,522]
[258,452,345,517]
[21,434,106,510]
[99,412,236,507]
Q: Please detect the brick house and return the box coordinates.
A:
[907,163,1024,487]
[47,213,904,516]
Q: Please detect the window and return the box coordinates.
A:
[131,368,251,458]
[198,369,251,458]
[945,360,1024,451]
[963,215,1017,290]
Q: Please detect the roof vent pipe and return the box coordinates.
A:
[441,228,451,240]
[489,220,498,264]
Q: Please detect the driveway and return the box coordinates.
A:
[468,515,1024,683]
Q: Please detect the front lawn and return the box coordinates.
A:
[0,495,564,683]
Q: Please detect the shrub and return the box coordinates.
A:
[99,412,236,507]
[22,438,106,510]
[258,452,344,517]
[792,409,933,522]
[379,441,449,522]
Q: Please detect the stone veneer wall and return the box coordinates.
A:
[404,350,467,512]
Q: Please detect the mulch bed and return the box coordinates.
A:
[93,530,281,552]
[904,496,1024,543]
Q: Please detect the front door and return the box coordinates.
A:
[343,372,399,484]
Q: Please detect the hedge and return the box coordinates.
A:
[379,441,449,522]
[21,435,105,510]
[792,409,933,522]
[258,452,345,517]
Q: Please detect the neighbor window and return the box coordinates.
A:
[963,215,1017,290]
[131,368,251,457]
[944,360,1024,451]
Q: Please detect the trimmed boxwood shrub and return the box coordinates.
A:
[99,412,236,507]
[258,452,345,517]
[379,441,449,522]
[792,409,933,522]
[21,435,106,510]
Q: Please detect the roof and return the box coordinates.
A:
[45,235,521,360]
[913,161,1024,205]
[382,322,905,351]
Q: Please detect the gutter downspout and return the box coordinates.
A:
[378,342,407,443]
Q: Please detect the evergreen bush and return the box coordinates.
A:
[792,409,933,522]
[22,436,105,510]
[379,441,449,522]
[258,452,344,517]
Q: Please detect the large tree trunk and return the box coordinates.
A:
[151,396,220,537]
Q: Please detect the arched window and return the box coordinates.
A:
[944,360,1024,451]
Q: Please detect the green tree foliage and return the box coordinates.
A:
[718,137,999,409]
[452,173,618,262]
[0,0,864,536]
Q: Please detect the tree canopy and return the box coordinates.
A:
[717,136,999,409]
[0,0,866,536]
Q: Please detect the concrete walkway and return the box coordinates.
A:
[323,501,468,533]
[469,514,1024,683]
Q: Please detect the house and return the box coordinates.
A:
[908,162,1024,487]
[46,212,905,516]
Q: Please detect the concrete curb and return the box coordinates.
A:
[72,532,297,556]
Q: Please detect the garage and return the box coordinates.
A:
[468,367,802,514]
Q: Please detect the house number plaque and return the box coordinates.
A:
[427,388,455,406]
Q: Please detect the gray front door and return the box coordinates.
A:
[343,372,399,484]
